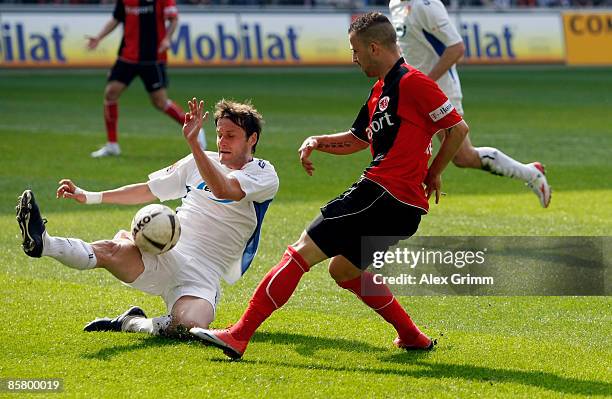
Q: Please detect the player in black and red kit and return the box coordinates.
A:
[87,0,205,157]
[191,12,469,359]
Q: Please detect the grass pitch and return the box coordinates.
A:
[0,67,611,398]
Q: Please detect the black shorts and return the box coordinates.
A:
[306,178,424,270]
[108,59,168,92]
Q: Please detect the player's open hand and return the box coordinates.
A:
[424,170,442,204]
[85,36,100,50]
[298,137,318,176]
[57,179,87,204]
[183,97,209,146]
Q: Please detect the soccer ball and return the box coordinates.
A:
[131,204,181,255]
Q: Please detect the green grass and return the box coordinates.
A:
[0,66,611,398]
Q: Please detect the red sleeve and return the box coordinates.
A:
[164,0,178,18]
[400,72,463,135]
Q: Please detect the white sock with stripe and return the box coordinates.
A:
[122,315,172,335]
[41,232,96,270]
[476,147,536,182]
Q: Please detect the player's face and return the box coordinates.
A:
[216,117,256,169]
[349,32,377,78]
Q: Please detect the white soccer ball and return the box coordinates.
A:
[131,204,181,255]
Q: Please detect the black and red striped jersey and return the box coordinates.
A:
[351,57,463,213]
[113,0,178,63]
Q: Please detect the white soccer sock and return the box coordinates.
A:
[41,232,97,270]
[476,147,536,182]
[122,315,172,335]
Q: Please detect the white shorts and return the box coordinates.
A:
[124,248,222,315]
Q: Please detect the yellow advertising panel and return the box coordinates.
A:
[0,12,352,67]
[0,13,122,67]
[0,10,578,67]
[454,13,565,64]
[563,12,612,66]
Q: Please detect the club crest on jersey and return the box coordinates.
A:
[429,100,455,122]
[378,96,390,112]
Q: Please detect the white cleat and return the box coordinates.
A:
[526,162,551,208]
[197,128,207,150]
[91,142,121,158]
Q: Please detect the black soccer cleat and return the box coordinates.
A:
[83,306,147,332]
[16,190,47,258]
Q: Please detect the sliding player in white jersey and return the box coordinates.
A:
[389,0,551,207]
[16,98,279,336]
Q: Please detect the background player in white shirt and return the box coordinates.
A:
[389,0,551,207]
[16,98,279,337]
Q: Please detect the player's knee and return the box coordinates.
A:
[150,96,166,110]
[452,150,479,168]
[92,240,121,265]
[170,297,214,331]
[104,87,120,102]
[328,261,361,283]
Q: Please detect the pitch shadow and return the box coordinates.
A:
[250,331,432,359]
[226,355,610,397]
[81,334,190,361]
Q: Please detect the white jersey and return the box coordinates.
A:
[147,152,279,284]
[390,0,464,111]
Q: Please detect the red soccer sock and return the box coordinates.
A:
[104,101,118,143]
[337,271,423,342]
[230,246,310,342]
[163,100,186,125]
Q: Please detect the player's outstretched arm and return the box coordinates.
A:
[86,18,120,50]
[424,120,469,203]
[298,131,369,176]
[57,179,156,205]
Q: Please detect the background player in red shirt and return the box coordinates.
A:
[86,0,205,157]
[190,12,469,359]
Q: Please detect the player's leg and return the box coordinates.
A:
[17,191,155,334]
[226,230,326,337]
[122,256,222,336]
[190,231,327,358]
[451,133,536,181]
[190,179,411,358]
[168,296,215,333]
[91,238,144,283]
[143,63,206,149]
[107,296,215,336]
[92,60,135,158]
[439,122,551,207]
[322,185,432,350]
[17,189,144,279]
[329,256,432,350]
[446,133,482,169]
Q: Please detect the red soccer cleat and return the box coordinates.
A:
[190,328,248,360]
[393,332,436,351]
